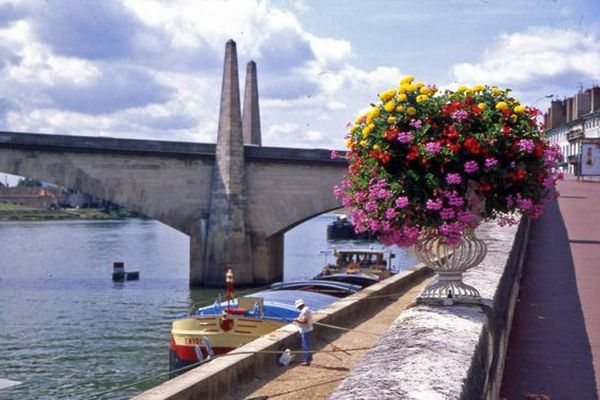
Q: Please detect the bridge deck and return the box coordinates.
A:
[0,131,345,164]
[501,176,600,399]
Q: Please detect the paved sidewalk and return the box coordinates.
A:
[501,178,600,399]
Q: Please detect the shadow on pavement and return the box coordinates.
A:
[500,199,597,399]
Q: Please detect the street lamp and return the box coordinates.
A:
[532,94,555,105]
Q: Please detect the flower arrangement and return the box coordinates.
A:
[335,76,563,246]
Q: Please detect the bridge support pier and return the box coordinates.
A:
[250,232,284,285]
[189,218,208,287]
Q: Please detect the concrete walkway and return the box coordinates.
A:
[501,177,600,399]
[224,277,430,400]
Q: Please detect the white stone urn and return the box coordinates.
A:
[414,228,487,304]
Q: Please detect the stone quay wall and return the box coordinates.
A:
[134,264,433,400]
[330,219,530,400]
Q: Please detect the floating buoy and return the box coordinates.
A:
[112,262,140,282]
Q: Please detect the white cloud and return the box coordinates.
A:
[0,0,412,150]
[452,27,600,103]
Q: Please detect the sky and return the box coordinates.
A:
[1,0,599,173]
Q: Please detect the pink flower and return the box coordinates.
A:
[445,173,462,185]
[518,139,535,154]
[484,158,498,168]
[464,161,479,173]
[395,196,409,208]
[384,208,396,220]
[409,119,423,128]
[330,150,339,159]
[451,110,469,121]
[440,208,455,220]
[426,198,443,210]
[516,197,533,210]
[397,131,413,144]
[364,201,377,212]
[425,142,441,154]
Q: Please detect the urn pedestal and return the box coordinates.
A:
[414,229,487,304]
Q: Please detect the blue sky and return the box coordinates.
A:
[0,0,599,164]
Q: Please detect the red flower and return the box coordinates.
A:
[502,125,512,137]
[406,145,420,160]
[464,137,481,154]
[479,183,492,192]
[384,127,399,141]
[444,125,459,139]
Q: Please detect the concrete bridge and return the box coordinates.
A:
[0,40,346,286]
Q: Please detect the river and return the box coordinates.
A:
[0,215,416,399]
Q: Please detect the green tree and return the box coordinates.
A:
[17,178,43,187]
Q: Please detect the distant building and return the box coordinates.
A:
[0,187,60,208]
[544,87,600,175]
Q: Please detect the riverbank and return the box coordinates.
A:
[0,203,140,221]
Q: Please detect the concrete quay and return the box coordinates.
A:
[501,177,600,399]
[133,264,433,400]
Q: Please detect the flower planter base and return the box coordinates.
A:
[414,229,486,304]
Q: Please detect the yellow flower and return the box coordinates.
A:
[384,100,396,112]
[406,107,417,116]
[414,81,425,89]
[514,105,526,114]
[491,87,501,96]
[369,107,381,118]
[407,83,419,92]
[355,114,366,124]
[398,83,409,94]
[397,93,407,102]
[495,101,508,110]
[400,75,414,85]
[510,114,518,123]
[416,94,428,103]
[345,139,353,148]
[360,140,368,147]
[361,128,370,138]
[350,126,358,133]
[419,86,431,95]
[472,84,485,92]
[457,85,468,92]
[387,116,397,124]
[464,89,473,96]
[395,105,405,113]
[477,103,487,110]
[373,144,381,151]
[379,89,397,102]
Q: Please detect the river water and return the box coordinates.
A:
[0,215,416,399]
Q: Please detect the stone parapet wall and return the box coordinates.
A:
[330,219,530,400]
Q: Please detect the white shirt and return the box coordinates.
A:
[296,306,313,333]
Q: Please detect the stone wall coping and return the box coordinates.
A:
[329,220,529,400]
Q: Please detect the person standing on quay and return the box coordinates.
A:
[294,299,313,366]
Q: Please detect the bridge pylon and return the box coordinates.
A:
[200,40,253,286]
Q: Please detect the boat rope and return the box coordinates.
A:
[79,347,373,400]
